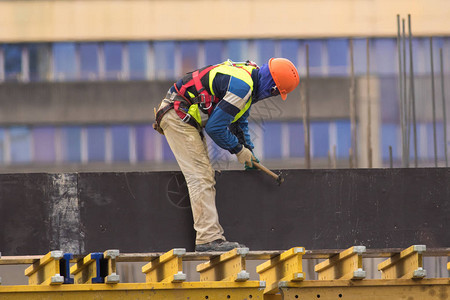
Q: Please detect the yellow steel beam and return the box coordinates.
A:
[24,250,64,285]
[197,247,250,282]
[279,278,450,300]
[0,281,266,300]
[256,247,305,294]
[314,246,366,280]
[141,248,186,283]
[70,252,105,284]
[378,245,427,279]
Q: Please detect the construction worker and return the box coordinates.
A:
[154,58,299,252]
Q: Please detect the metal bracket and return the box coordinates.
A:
[315,246,366,280]
[24,250,65,285]
[378,245,427,279]
[141,248,186,283]
[70,250,120,284]
[104,249,120,284]
[196,247,250,282]
[256,247,305,294]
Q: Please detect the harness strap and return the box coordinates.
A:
[177,65,218,114]
[155,100,201,132]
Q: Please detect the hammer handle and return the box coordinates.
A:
[253,162,279,180]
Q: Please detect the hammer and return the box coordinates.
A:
[253,161,285,185]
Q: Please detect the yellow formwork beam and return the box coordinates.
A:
[256,247,305,294]
[197,247,250,282]
[279,278,450,300]
[70,251,116,284]
[24,250,64,285]
[141,248,186,283]
[314,246,366,280]
[0,281,266,300]
[378,245,427,279]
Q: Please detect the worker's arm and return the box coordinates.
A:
[205,77,252,154]
[229,109,254,150]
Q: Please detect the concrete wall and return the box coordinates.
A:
[0,0,449,42]
[0,77,357,125]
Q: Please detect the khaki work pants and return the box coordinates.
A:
[159,104,226,245]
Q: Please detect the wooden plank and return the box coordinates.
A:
[1,248,449,265]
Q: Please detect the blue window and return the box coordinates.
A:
[62,126,81,162]
[374,38,396,75]
[112,125,130,161]
[280,40,300,68]
[327,39,348,76]
[352,38,368,75]
[128,42,148,80]
[4,44,22,81]
[180,41,199,74]
[87,126,105,162]
[379,77,399,123]
[263,122,282,159]
[154,41,175,80]
[10,126,31,163]
[104,42,123,80]
[79,43,99,80]
[205,41,224,65]
[53,43,77,81]
[257,40,276,63]
[381,124,398,161]
[311,122,329,157]
[226,40,248,62]
[162,138,176,161]
[28,44,51,82]
[33,127,55,162]
[136,125,155,161]
[304,39,324,76]
[336,120,351,158]
[288,122,305,157]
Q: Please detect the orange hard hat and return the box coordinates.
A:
[268,58,300,100]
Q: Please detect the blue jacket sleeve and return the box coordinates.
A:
[205,75,253,154]
[205,107,243,154]
[236,109,254,149]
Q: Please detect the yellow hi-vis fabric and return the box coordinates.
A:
[187,62,256,127]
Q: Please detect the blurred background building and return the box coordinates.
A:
[0,0,449,173]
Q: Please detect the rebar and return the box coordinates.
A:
[440,48,448,167]
[408,14,418,167]
[430,37,438,167]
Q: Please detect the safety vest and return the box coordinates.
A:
[157,60,258,130]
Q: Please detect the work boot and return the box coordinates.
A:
[195,239,244,252]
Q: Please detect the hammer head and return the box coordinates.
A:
[276,173,285,185]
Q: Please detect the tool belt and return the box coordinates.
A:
[152,92,202,135]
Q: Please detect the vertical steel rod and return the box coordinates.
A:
[430,37,438,167]
[366,38,372,168]
[349,38,358,168]
[389,146,393,168]
[349,148,354,168]
[440,48,448,167]
[397,15,406,168]
[402,19,409,167]
[408,14,418,167]
[302,44,311,169]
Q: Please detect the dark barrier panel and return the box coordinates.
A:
[0,169,449,255]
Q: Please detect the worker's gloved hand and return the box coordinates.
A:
[236,147,257,169]
[245,151,259,170]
